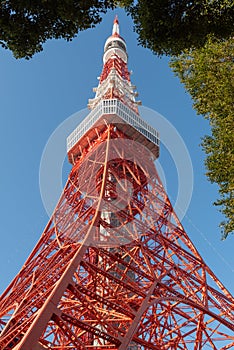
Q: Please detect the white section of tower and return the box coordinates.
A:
[104,16,127,63]
[88,70,137,110]
[103,35,127,64]
[112,16,120,35]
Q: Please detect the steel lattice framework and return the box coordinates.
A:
[0,16,233,350]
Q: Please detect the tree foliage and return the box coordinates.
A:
[0,0,114,59]
[170,37,234,238]
[0,0,233,59]
[125,0,234,56]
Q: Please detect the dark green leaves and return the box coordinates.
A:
[0,0,115,58]
[170,37,234,238]
[125,0,234,56]
[0,1,233,59]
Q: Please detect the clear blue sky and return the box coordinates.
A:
[0,9,233,295]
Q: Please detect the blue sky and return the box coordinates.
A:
[0,9,233,295]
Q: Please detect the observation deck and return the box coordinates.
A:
[67,99,160,164]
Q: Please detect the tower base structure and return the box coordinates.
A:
[0,119,233,349]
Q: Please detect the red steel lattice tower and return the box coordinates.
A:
[0,17,234,350]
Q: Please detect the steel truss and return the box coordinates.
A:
[0,125,233,349]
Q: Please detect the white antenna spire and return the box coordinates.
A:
[112,15,120,36]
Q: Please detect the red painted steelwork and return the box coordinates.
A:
[0,124,233,349]
[100,55,130,83]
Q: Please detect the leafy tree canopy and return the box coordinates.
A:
[170,37,234,238]
[0,0,233,59]
[0,0,114,59]
[125,0,234,55]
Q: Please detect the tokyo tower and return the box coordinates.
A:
[0,16,234,350]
